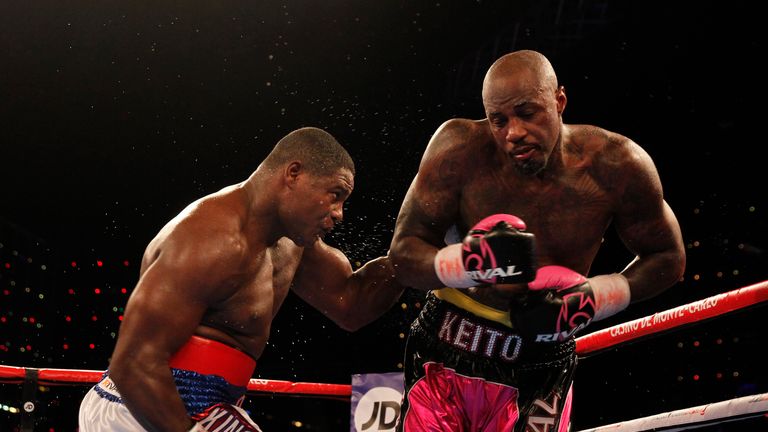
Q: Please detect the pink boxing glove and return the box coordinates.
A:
[511,265,631,343]
[433,214,537,288]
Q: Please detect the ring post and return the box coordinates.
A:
[21,367,38,432]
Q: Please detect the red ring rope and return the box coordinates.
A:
[575,279,768,356]
[0,366,351,396]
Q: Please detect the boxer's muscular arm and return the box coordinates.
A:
[610,140,686,302]
[291,241,404,332]
[109,222,242,432]
[389,120,467,290]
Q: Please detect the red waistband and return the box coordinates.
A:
[169,335,256,388]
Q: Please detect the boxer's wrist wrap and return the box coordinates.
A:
[434,243,476,288]
[590,273,631,321]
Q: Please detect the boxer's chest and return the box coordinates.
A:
[460,169,616,266]
[207,241,300,335]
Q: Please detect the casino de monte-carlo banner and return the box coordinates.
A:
[350,372,405,432]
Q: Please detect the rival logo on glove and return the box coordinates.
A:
[534,323,590,343]
[529,289,596,343]
[465,265,524,282]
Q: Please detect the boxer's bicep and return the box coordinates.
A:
[291,239,353,309]
[113,233,242,368]
[390,132,464,288]
[115,260,208,365]
[400,123,465,243]
[107,240,240,431]
[612,144,685,300]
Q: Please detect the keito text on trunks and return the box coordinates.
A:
[438,310,522,362]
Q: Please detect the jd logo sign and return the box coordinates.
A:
[353,386,402,431]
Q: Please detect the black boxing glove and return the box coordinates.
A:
[433,214,537,288]
[510,265,631,343]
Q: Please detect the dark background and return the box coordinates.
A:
[1,0,767,430]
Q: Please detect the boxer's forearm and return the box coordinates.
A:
[339,256,406,330]
[292,245,404,331]
[621,248,685,303]
[389,236,444,290]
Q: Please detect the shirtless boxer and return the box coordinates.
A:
[389,50,686,431]
[78,127,404,431]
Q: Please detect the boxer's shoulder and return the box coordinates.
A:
[430,118,494,151]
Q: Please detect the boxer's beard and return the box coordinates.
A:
[517,158,545,176]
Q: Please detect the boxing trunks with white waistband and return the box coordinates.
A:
[396,288,577,432]
[78,335,262,431]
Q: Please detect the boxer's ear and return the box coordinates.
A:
[284,161,303,188]
[556,85,567,114]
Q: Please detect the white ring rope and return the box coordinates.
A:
[574,392,768,432]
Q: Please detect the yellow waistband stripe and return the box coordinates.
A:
[432,288,512,328]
